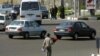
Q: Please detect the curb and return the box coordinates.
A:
[42,19,68,25]
[42,19,100,25]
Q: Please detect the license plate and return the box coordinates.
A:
[9,29,15,31]
[59,29,64,32]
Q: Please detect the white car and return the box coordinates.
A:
[0,13,12,30]
[5,19,47,39]
[0,4,12,13]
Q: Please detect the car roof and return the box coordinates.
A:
[14,19,35,22]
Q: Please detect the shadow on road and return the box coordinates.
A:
[61,38,95,41]
[11,37,43,40]
[0,30,5,32]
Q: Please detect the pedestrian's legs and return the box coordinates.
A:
[52,16,55,20]
[54,16,56,19]
[46,47,52,56]
[53,14,56,19]
[51,16,54,20]
[55,14,57,19]
[51,15,54,20]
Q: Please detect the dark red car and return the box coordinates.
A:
[54,21,96,40]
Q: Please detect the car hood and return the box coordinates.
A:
[6,25,23,28]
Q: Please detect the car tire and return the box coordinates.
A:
[56,35,61,39]
[40,31,46,39]
[23,33,29,39]
[73,33,78,40]
[8,35,13,39]
[90,32,95,39]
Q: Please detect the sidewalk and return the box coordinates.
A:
[42,16,79,25]
[42,16,100,25]
[42,18,67,25]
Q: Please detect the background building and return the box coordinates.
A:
[0,0,20,4]
[0,0,100,9]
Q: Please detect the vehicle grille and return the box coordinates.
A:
[9,27,16,29]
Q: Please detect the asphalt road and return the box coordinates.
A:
[0,24,99,56]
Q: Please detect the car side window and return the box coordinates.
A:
[81,22,88,28]
[25,21,29,27]
[29,21,33,27]
[31,21,39,27]
[74,22,81,28]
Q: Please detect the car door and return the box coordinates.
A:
[74,22,82,36]
[80,22,90,36]
[26,21,35,36]
[29,21,41,36]
[24,21,32,35]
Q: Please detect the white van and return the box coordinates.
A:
[0,13,12,30]
[20,0,42,24]
[0,4,12,13]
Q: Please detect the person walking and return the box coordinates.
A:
[42,33,54,56]
[50,7,54,20]
[10,10,17,20]
[53,5,58,19]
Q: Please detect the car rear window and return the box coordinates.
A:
[22,2,39,10]
[59,22,73,27]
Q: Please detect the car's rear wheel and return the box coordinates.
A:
[73,33,78,40]
[90,32,95,39]
[40,31,46,39]
[56,35,62,39]
[23,33,29,39]
[8,35,13,39]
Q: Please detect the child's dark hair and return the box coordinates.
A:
[47,33,50,37]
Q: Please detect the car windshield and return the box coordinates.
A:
[10,21,24,26]
[59,22,73,27]
[40,6,47,10]
[22,2,39,10]
[0,16,4,20]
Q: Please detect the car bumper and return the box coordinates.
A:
[54,31,74,36]
[5,31,25,36]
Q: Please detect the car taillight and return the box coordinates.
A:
[68,27,73,32]
[17,28,22,32]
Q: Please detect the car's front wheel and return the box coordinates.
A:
[73,33,78,40]
[40,31,46,39]
[8,35,13,39]
[23,33,29,39]
[90,32,96,39]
